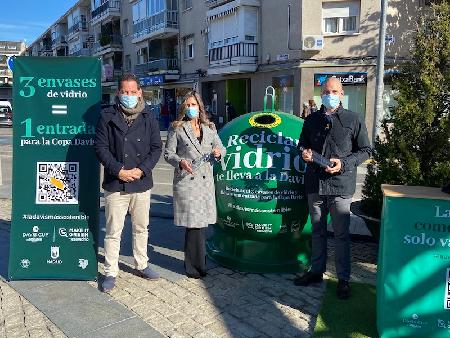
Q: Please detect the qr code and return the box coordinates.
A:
[445,268,450,309]
[35,162,79,204]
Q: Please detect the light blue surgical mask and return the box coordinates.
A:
[321,94,341,110]
[119,95,139,109]
[185,106,199,119]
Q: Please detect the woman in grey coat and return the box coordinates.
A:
[164,92,225,278]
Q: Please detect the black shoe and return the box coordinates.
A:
[337,279,351,300]
[186,272,201,279]
[293,272,323,286]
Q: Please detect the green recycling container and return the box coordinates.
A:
[206,110,312,273]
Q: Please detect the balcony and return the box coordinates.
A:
[102,69,122,84]
[205,0,234,8]
[132,10,178,43]
[39,45,53,56]
[208,42,258,75]
[67,22,88,40]
[92,34,122,56]
[52,35,67,48]
[135,58,179,77]
[70,48,91,57]
[91,0,121,26]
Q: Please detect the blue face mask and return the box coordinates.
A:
[321,94,341,110]
[119,95,139,109]
[185,107,199,119]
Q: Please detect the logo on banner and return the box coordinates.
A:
[20,259,31,269]
[51,246,60,259]
[58,227,89,242]
[78,259,89,270]
[402,314,428,329]
[47,246,62,265]
[22,225,50,243]
[59,228,68,237]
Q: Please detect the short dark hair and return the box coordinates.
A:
[118,73,140,90]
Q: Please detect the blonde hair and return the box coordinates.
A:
[172,91,214,129]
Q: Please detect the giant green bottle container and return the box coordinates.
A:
[207,93,312,273]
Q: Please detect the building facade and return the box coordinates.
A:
[0,40,26,101]
[26,0,427,136]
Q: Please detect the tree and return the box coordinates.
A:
[362,0,450,218]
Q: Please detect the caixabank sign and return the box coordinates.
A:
[207,110,312,273]
[8,57,101,280]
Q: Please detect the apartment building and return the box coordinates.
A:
[67,0,91,57]
[26,0,426,135]
[178,0,426,135]
[130,0,182,128]
[90,0,123,102]
[0,41,26,100]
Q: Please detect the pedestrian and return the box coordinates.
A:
[225,101,238,122]
[302,99,318,119]
[308,99,318,114]
[164,91,225,278]
[295,77,371,299]
[95,73,162,292]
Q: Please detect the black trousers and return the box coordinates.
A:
[184,228,206,277]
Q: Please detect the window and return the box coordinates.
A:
[184,36,194,59]
[133,0,147,23]
[322,1,360,35]
[137,47,148,64]
[184,0,192,10]
[125,54,131,71]
[123,19,129,36]
[202,30,209,56]
[148,0,165,16]
[419,0,433,6]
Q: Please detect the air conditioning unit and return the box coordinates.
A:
[302,35,324,51]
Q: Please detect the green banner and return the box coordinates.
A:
[377,186,450,337]
[8,57,101,280]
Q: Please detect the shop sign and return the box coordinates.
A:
[139,75,164,87]
[314,72,367,86]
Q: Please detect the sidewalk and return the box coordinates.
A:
[0,197,378,338]
[0,133,378,337]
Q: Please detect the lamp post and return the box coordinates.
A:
[373,0,388,142]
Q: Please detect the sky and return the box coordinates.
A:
[0,0,79,45]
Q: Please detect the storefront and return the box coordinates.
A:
[313,72,367,118]
[272,75,294,114]
[139,75,193,130]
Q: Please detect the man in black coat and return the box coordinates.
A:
[295,77,372,299]
[95,74,162,292]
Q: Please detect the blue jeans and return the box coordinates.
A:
[307,193,352,281]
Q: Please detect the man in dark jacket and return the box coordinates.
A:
[295,77,371,299]
[95,74,162,292]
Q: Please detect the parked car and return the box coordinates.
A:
[0,101,12,127]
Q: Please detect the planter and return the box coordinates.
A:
[359,213,381,241]
[350,201,381,242]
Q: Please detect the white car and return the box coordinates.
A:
[0,101,12,127]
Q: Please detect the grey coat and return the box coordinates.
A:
[164,122,226,228]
